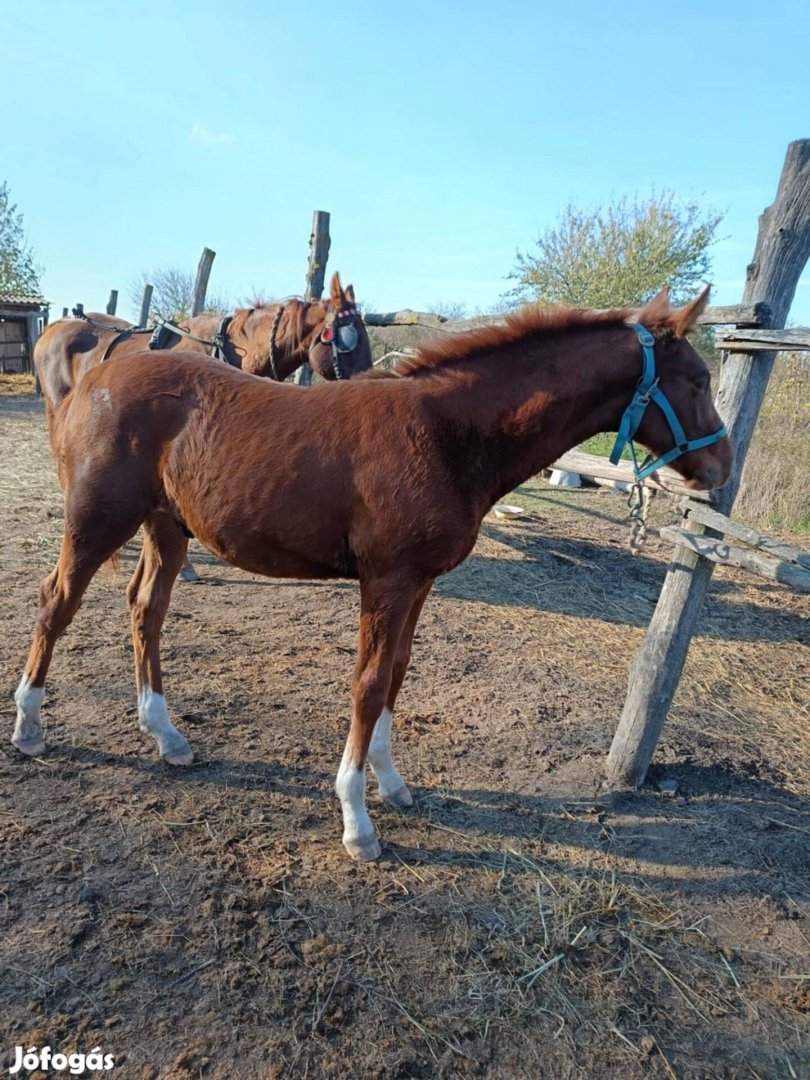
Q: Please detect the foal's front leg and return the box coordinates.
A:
[336,577,422,861]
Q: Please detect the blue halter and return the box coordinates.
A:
[609,323,727,482]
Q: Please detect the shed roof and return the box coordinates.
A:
[0,293,48,310]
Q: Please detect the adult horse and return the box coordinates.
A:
[12,288,731,861]
[34,272,371,417]
[35,272,371,581]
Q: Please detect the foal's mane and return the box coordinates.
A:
[391,305,632,377]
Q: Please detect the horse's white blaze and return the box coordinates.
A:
[336,743,374,847]
[138,686,193,763]
[368,708,406,798]
[12,674,46,752]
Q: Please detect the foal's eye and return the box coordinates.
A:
[692,375,710,392]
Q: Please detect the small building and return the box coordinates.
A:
[0,293,49,374]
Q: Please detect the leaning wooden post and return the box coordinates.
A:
[296,210,331,386]
[106,289,118,316]
[191,247,216,316]
[139,284,153,328]
[606,138,810,787]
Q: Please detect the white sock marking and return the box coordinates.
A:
[368,707,406,798]
[335,743,375,848]
[138,687,192,761]
[12,674,45,750]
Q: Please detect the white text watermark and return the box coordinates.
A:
[9,1046,115,1074]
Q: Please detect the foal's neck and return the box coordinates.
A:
[432,325,640,508]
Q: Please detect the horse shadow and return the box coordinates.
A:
[438,520,808,645]
[33,745,809,909]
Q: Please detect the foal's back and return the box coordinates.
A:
[58,350,474,582]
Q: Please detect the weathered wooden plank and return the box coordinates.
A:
[191,247,216,317]
[296,210,331,386]
[106,289,118,316]
[715,327,810,352]
[696,302,771,327]
[364,309,450,328]
[550,449,711,501]
[139,284,153,328]
[659,526,810,593]
[682,499,810,567]
[607,139,810,788]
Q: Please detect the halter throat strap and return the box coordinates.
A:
[609,322,727,482]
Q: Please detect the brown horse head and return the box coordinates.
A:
[306,272,372,381]
[627,287,732,491]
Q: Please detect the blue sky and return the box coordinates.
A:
[4,0,809,323]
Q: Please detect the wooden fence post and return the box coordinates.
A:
[606,139,810,787]
[192,247,216,316]
[296,210,331,386]
[139,284,153,328]
[106,290,118,316]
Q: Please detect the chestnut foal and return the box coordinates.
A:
[13,288,730,860]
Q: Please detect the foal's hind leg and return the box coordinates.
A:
[368,581,433,810]
[13,534,122,755]
[127,513,193,765]
[336,576,425,861]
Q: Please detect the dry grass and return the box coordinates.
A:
[319,832,806,1076]
[736,354,810,534]
[0,373,35,395]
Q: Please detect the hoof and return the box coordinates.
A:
[343,836,382,862]
[162,746,194,766]
[178,565,201,583]
[382,784,413,810]
[12,736,47,757]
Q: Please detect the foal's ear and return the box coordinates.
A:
[329,271,344,306]
[674,285,711,337]
[344,283,356,304]
[636,286,671,328]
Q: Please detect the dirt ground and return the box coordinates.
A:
[1,389,809,1079]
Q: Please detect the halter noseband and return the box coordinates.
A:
[609,323,727,482]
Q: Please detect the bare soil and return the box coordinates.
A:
[1,391,809,1079]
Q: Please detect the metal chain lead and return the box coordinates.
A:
[627,481,655,552]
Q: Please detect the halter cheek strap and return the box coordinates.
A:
[609,323,727,482]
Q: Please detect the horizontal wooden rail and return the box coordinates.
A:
[714,327,810,352]
[681,499,810,567]
[659,526,810,593]
[364,302,772,331]
[549,449,711,501]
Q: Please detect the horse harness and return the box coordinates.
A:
[82,314,239,367]
[314,302,361,381]
[147,316,237,366]
[268,300,362,382]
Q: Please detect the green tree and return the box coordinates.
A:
[0,182,41,295]
[505,192,722,310]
